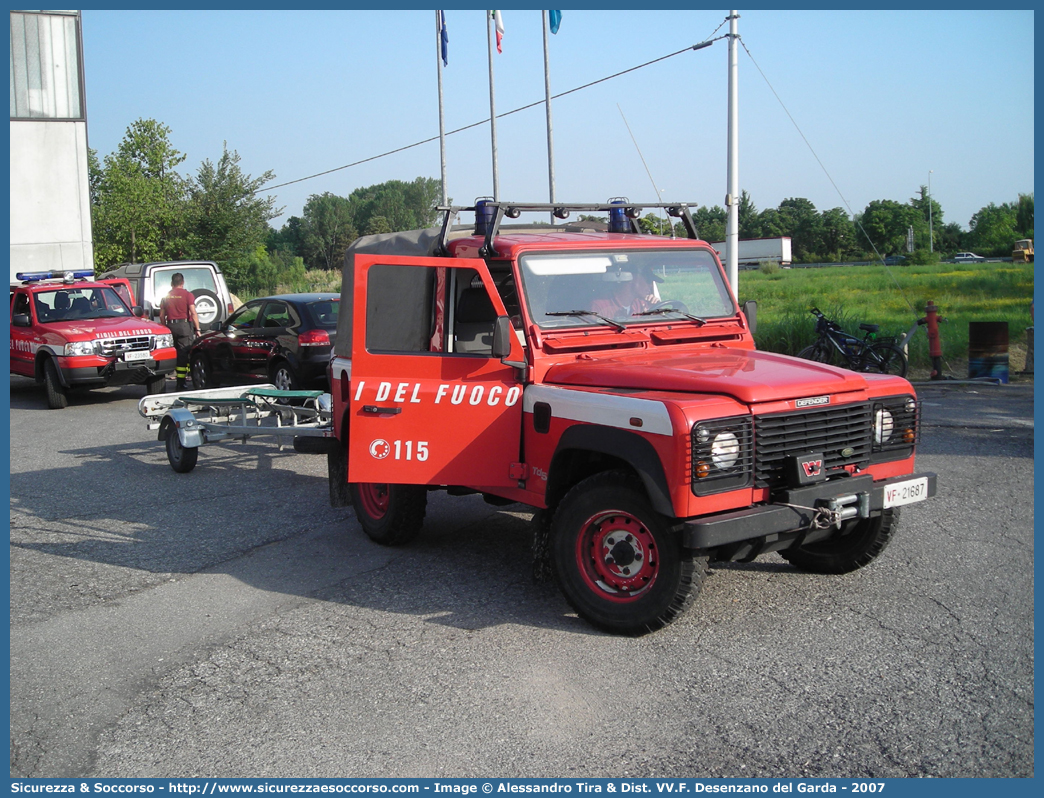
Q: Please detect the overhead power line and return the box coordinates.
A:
[262,36,725,193]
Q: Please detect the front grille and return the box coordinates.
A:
[754,402,872,488]
[98,335,152,355]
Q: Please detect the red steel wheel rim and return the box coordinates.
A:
[357,483,390,520]
[575,510,658,602]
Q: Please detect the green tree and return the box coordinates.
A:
[778,198,822,262]
[183,143,280,287]
[301,192,357,270]
[89,118,188,267]
[966,202,1018,256]
[364,215,394,236]
[693,205,726,243]
[858,199,921,258]
[819,207,856,262]
[347,177,442,234]
[268,216,306,259]
[737,190,761,239]
[1015,192,1034,239]
[910,186,943,251]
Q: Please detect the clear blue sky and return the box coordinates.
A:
[80,8,1034,233]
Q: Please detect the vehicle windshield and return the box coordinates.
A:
[33,286,132,323]
[518,248,736,330]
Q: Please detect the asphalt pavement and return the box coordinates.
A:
[8,376,1035,778]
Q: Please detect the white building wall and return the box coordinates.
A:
[9,119,94,280]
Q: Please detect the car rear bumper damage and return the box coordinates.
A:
[682,472,937,559]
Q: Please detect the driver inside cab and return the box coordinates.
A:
[590,266,662,319]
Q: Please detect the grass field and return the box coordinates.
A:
[739,261,1035,377]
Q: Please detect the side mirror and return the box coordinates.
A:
[132,306,145,317]
[13,313,31,327]
[742,299,757,335]
[492,315,513,359]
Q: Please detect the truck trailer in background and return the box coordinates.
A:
[709,237,792,267]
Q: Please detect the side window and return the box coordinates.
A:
[259,302,293,329]
[452,269,499,356]
[13,292,31,316]
[365,264,436,353]
[227,303,261,331]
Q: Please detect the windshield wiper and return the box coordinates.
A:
[631,307,707,325]
[545,310,627,332]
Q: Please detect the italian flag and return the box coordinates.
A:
[492,10,504,53]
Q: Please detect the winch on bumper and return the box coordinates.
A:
[683,472,937,560]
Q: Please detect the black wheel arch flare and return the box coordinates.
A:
[548,424,674,517]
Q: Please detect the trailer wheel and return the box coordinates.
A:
[163,424,199,473]
[551,471,706,635]
[43,358,68,409]
[781,509,899,574]
[349,483,427,545]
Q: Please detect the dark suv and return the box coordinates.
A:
[188,293,338,391]
[98,260,234,331]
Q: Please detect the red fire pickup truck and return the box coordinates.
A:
[325,201,936,634]
[10,270,176,409]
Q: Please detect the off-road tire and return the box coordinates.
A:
[144,374,166,396]
[550,471,707,635]
[349,483,428,546]
[163,424,199,473]
[43,358,68,409]
[781,509,899,574]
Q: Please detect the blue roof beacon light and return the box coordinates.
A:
[15,270,94,284]
[608,197,632,234]
[474,197,496,236]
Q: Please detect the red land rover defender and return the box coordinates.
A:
[326,202,937,634]
[10,270,177,409]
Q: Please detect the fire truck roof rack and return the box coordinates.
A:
[435,200,700,258]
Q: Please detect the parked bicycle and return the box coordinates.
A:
[797,307,908,377]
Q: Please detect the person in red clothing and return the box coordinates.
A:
[159,272,201,390]
[590,266,662,320]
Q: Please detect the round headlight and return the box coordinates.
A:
[874,408,894,444]
[711,431,740,469]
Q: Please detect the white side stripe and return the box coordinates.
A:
[523,384,674,436]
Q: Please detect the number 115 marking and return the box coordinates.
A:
[394,440,428,461]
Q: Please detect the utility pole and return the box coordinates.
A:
[487,12,500,201]
[725,10,740,291]
[542,10,557,220]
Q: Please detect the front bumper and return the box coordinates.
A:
[682,472,937,551]
[60,357,176,388]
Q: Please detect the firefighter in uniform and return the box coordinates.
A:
[159,272,201,390]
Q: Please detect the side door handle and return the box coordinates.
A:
[362,405,403,415]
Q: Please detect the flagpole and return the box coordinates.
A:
[542,10,556,219]
[436,11,448,207]
[487,11,500,201]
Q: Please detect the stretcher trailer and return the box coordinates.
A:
[138,384,335,473]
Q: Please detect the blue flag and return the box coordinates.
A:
[437,10,449,66]
[548,10,561,34]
